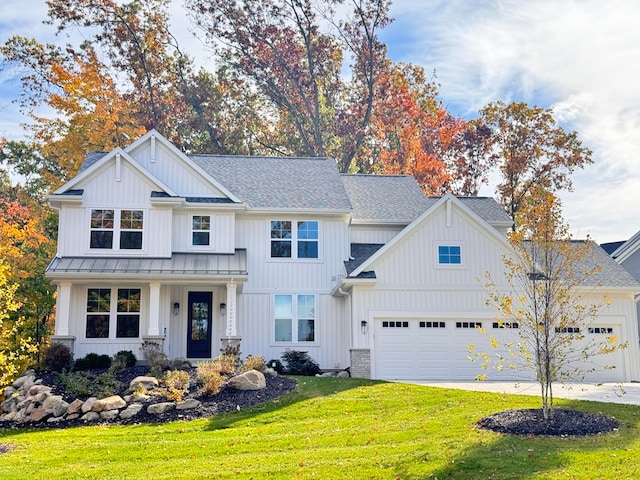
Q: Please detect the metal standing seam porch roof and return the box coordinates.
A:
[45,251,248,281]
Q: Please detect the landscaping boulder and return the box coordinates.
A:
[227,370,266,391]
[119,403,144,419]
[147,402,175,415]
[176,399,201,410]
[91,395,126,412]
[130,376,159,390]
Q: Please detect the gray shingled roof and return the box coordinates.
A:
[190,155,352,210]
[341,174,436,222]
[575,242,640,288]
[78,151,108,173]
[457,197,512,224]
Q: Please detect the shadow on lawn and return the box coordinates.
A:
[397,398,640,480]
[204,375,382,431]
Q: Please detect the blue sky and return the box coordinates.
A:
[1,0,639,243]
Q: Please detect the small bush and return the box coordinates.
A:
[161,370,190,402]
[74,353,111,371]
[114,350,136,368]
[197,361,227,396]
[140,340,169,375]
[43,343,72,372]
[267,359,286,374]
[56,370,122,399]
[212,354,237,375]
[241,355,265,373]
[281,349,321,376]
[56,371,94,397]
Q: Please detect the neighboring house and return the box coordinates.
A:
[45,131,640,382]
[608,232,640,337]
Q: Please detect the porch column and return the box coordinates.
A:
[148,282,161,336]
[55,281,72,336]
[225,280,237,337]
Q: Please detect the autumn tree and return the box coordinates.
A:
[471,189,625,419]
[472,101,592,227]
[187,0,391,171]
[369,62,465,194]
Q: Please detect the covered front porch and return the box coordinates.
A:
[45,251,248,361]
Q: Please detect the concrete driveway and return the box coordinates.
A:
[399,380,640,405]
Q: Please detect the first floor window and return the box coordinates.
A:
[86,288,111,338]
[116,288,141,338]
[192,215,211,246]
[86,287,141,339]
[274,294,315,342]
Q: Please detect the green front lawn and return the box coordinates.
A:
[1,377,639,479]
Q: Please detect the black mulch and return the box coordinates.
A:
[0,367,297,432]
[477,408,619,436]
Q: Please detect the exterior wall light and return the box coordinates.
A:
[220,303,227,316]
[173,302,180,316]
[361,320,368,334]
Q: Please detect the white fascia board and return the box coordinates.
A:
[244,207,352,217]
[126,130,241,204]
[611,230,640,263]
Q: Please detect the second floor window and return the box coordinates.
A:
[438,245,461,265]
[192,215,211,246]
[90,209,143,250]
[270,220,318,259]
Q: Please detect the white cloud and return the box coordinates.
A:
[387,0,640,243]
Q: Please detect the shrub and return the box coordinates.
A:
[140,340,169,376]
[43,343,72,372]
[241,355,265,373]
[73,353,112,370]
[162,370,190,402]
[281,349,321,376]
[212,354,237,375]
[56,370,122,399]
[113,350,136,368]
[267,359,286,374]
[197,361,227,396]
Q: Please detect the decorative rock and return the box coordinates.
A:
[13,373,36,389]
[42,395,65,411]
[33,391,50,403]
[119,403,144,419]
[176,399,201,410]
[130,376,159,390]
[169,358,193,370]
[82,397,98,413]
[67,398,84,415]
[47,416,65,423]
[227,370,266,391]
[264,367,278,377]
[66,413,80,420]
[124,393,151,403]
[147,402,175,415]
[81,411,100,422]
[92,395,126,412]
[28,385,52,396]
[29,408,51,422]
[52,401,69,418]
[4,386,17,397]
[100,410,120,420]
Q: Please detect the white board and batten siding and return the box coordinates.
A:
[128,138,227,198]
[57,159,173,257]
[172,210,236,254]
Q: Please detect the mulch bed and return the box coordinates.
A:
[477,408,619,436]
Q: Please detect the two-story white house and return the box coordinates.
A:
[46,131,640,382]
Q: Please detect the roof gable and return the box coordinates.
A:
[350,193,510,277]
[52,147,177,197]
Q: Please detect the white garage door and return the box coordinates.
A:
[372,318,625,382]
